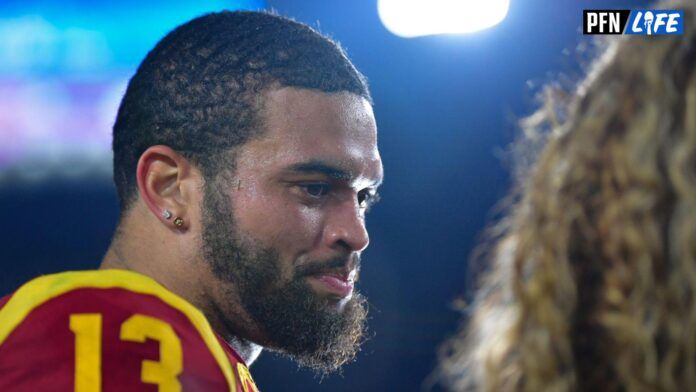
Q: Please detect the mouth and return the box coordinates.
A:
[308,270,355,298]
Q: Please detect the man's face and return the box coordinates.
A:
[201,87,383,372]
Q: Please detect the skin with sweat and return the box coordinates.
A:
[101,87,383,367]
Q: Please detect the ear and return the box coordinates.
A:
[135,145,199,230]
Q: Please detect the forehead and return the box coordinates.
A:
[237,87,382,183]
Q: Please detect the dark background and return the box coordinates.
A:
[0,0,652,390]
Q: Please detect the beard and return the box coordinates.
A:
[200,181,368,373]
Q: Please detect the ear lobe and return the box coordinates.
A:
[136,145,194,228]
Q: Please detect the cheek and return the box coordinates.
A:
[233,189,323,249]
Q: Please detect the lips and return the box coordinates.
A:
[311,272,354,297]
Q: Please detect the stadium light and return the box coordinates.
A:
[377,0,510,38]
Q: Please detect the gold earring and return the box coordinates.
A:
[173,217,184,227]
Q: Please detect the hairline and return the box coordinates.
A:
[117,86,373,218]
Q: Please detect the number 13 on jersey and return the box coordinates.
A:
[70,313,183,392]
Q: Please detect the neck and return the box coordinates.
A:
[203,284,265,365]
[100,231,264,366]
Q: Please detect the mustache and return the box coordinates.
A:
[294,255,361,278]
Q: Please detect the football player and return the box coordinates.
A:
[0,11,383,391]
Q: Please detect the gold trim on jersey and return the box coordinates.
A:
[0,269,238,392]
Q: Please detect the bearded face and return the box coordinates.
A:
[201,177,368,373]
[199,88,381,373]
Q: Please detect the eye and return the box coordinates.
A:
[302,183,330,198]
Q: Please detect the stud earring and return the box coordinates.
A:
[173,217,184,227]
[162,210,172,220]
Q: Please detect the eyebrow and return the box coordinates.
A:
[286,159,382,186]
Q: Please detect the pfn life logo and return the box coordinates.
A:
[583,9,683,35]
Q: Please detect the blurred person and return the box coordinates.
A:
[0,11,382,391]
[438,2,696,391]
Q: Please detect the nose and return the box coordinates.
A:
[323,199,370,252]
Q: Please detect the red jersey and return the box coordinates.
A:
[0,269,260,392]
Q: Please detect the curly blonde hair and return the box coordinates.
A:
[439,3,696,391]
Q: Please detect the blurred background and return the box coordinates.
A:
[0,0,652,390]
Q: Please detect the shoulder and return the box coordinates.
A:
[0,270,251,391]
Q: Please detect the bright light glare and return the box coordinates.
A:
[378,0,510,38]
